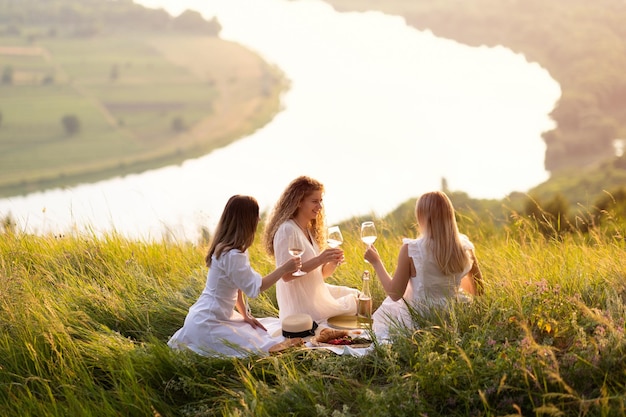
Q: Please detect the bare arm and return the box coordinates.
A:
[459,249,484,296]
[236,258,300,330]
[273,223,342,282]
[282,248,343,282]
[321,259,339,279]
[262,257,302,289]
[364,244,412,301]
[235,289,266,330]
[320,248,343,278]
[235,289,247,316]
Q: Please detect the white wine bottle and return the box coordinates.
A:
[357,271,372,322]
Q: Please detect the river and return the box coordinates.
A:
[0,0,561,242]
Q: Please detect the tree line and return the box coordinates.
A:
[0,0,221,38]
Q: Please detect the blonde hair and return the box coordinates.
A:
[206,195,259,267]
[416,191,469,276]
[263,176,326,256]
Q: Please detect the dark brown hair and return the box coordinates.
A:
[205,195,260,267]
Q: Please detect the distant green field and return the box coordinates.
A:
[0,34,285,196]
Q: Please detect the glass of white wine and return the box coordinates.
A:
[327,225,344,265]
[360,221,377,247]
[327,225,343,248]
[288,231,306,276]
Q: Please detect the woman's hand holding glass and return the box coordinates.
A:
[321,247,344,265]
[363,244,381,265]
[361,221,377,263]
[282,256,302,275]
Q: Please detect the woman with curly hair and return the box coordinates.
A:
[263,176,358,322]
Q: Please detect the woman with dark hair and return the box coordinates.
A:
[168,195,301,356]
[263,176,358,322]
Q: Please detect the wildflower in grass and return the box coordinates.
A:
[519,336,532,351]
[561,352,578,368]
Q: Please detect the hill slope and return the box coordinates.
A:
[0,1,286,197]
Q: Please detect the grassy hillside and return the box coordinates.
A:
[0,33,286,197]
[0,206,624,416]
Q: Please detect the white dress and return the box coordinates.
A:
[372,235,474,340]
[274,220,358,322]
[168,249,282,357]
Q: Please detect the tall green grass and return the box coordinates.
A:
[0,206,624,416]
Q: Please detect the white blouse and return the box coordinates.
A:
[168,249,282,356]
[274,220,358,322]
[372,234,474,339]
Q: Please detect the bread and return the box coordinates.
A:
[268,337,304,354]
[316,328,349,343]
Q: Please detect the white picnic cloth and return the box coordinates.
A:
[259,317,375,356]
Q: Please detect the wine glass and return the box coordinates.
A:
[327,225,344,265]
[288,231,306,276]
[327,225,343,248]
[361,221,377,247]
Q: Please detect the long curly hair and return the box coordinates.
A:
[416,191,469,275]
[205,195,259,267]
[263,176,326,256]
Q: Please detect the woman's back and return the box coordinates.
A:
[403,235,473,304]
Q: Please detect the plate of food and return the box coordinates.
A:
[327,314,372,330]
[310,328,372,348]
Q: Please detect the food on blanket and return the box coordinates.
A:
[317,328,349,343]
[269,337,304,354]
[315,328,371,346]
[324,336,372,345]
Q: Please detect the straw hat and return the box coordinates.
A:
[281,313,318,338]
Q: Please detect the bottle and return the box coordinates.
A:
[357,270,372,322]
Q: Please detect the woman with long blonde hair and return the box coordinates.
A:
[364,191,483,339]
[263,176,358,322]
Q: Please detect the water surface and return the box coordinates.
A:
[0,0,561,241]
